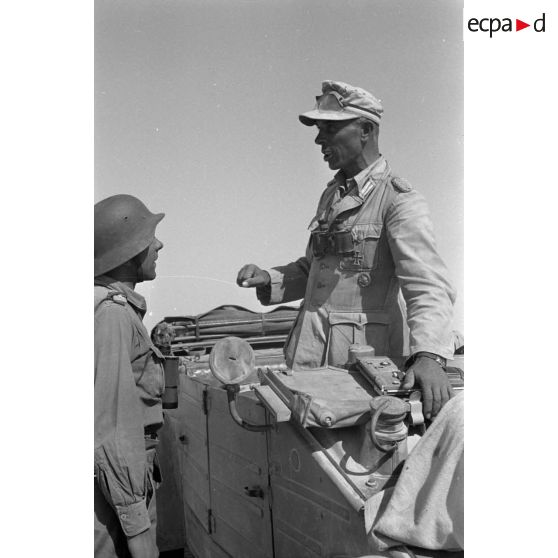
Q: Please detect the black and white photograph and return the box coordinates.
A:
[6,0,558,557]
[94,1,463,557]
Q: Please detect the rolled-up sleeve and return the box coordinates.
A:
[385,190,456,359]
[94,302,150,537]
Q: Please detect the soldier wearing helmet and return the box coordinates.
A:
[94,194,165,558]
[237,80,457,421]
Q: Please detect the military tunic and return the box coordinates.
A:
[94,277,165,557]
[258,156,456,369]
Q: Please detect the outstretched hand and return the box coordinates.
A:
[236,264,271,288]
[401,357,454,420]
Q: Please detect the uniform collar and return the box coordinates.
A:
[335,155,388,199]
[94,275,147,316]
[309,156,390,231]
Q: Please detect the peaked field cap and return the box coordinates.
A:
[94,194,164,277]
[299,80,383,126]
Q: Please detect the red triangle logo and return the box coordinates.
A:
[516,19,530,31]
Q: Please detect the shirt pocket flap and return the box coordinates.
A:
[326,311,391,366]
[351,223,383,242]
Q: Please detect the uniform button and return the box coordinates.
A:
[120,513,128,520]
[320,263,328,271]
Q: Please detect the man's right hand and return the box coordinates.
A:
[236,264,271,288]
[127,530,158,558]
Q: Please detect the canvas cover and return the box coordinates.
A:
[153,304,299,347]
[364,392,464,553]
[261,367,375,429]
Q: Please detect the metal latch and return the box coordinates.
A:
[406,390,424,426]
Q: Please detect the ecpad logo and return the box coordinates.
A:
[468,13,546,38]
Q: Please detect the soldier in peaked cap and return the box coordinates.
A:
[237,80,457,421]
[94,194,165,558]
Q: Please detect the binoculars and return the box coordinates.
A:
[311,228,354,258]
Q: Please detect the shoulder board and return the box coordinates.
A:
[111,293,127,305]
[100,290,127,306]
[94,289,128,316]
[390,176,413,193]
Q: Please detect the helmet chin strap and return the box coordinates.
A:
[103,252,146,286]
[132,253,145,283]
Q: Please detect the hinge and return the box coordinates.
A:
[202,389,210,414]
[207,509,216,533]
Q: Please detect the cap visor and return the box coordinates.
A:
[298,109,359,126]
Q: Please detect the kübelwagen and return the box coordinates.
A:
[151,305,464,558]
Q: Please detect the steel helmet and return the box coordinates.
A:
[95,194,164,277]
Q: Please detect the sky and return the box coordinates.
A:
[95,0,464,333]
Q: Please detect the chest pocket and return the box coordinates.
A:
[134,325,166,399]
[339,222,383,271]
[326,311,390,367]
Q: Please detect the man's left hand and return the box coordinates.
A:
[401,356,454,420]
